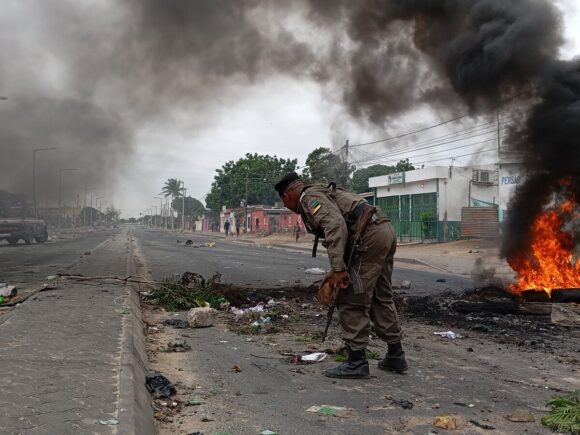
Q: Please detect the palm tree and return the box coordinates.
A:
[161,178,183,198]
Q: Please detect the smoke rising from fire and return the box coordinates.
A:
[0,0,577,252]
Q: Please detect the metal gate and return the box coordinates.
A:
[461,207,499,238]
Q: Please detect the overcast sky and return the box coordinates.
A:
[1,1,578,218]
[113,0,579,218]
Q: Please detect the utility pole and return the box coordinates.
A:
[58,168,78,228]
[181,180,186,232]
[32,147,56,218]
[245,170,249,232]
[341,139,349,188]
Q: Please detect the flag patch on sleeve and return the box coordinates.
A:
[309,199,321,215]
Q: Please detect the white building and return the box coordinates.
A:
[369,165,502,241]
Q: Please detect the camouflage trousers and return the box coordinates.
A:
[336,220,402,350]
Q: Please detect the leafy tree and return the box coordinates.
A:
[350,160,416,193]
[172,196,206,220]
[394,158,415,172]
[205,153,297,211]
[161,178,184,199]
[302,147,354,187]
[351,164,395,193]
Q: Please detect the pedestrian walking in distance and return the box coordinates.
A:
[293,222,301,242]
[236,220,241,237]
[224,219,230,237]
[274,172,408,379]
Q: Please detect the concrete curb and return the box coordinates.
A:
[117,233,156,435]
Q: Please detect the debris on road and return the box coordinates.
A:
[251,316,272,326]
[299,352,327,363]
[163,340,191,352]
[0,284,17,298]
[469,419,496,430]
[98,418,119,426]
[541,390,580,433]
[114,307,130,315]
[184,399,203,406]
[231,303,265,317]
[181,239,216,248]
[163,318,188,329]
[433,331,462,339]
[231,364,242,373]
[305,267,326,275]
[147,273,227,311]
[188,306,218,327]
[145,373,177,399]
[260,430,278,435]
[391,399,414,410]
[505,409,535,423]
[434,415,458,430]
[306,405,351,417]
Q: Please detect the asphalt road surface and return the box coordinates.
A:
[0,228,120,288]
[133,226,474,295]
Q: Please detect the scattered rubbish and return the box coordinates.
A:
[392,399,414,410]
[183,240,216,248]
[188,306,218,328]
[200,415,214,422]
[260,430,278,435]
[469,419,496,430]
[99,418,119,426]
[163,340,191,352]
[471,324,491,333]
[145,373,176,399]
[399,280,412,289]
[162,318,188,329]
[434,331,462,339]
[541,390,580,433]
[115,307,130,315]
[0,285,17,298]
[46,275,57,281]
[505,409,535,423]
[231,364,242,373]
[306,405,350,417]
[300,352,327,363]
[184,399,203,406]
[436,278,447,283]
[231,303,265,316]
[434,415,458,430]
[251,316,272,327]
[305,267,326,275]
[148,272,226,311]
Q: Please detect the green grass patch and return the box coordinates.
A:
[147,277,228,311]
[542,390,580,434]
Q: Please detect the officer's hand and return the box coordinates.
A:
[329,270,350,289]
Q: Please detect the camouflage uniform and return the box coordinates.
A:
[298,184,402,350]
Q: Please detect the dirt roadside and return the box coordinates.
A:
[132,240,579,435]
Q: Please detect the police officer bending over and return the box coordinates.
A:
[274,172,408,379]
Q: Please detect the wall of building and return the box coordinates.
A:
[498,163,524,222]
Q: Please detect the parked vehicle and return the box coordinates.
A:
[0,218,48,244]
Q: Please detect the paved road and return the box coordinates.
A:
[0,228,146,434]
[0,229,118,289]
[133,226,474,295]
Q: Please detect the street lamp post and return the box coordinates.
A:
[59,168,78,228]
[33,147,57,218]
[95,196,104,226]
[181,180,186,232]
[154,197,162,228]
[84,187,95,227]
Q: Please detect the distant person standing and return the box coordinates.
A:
[235,220,241,237]
[293,222,301,242]
[224,219,230,237]
[192,222,196,232]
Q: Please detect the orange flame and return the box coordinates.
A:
[508,195,579,296]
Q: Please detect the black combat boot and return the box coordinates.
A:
[324,348,370,379]
[378,342,408,373]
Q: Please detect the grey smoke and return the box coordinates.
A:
[0,0,576,258]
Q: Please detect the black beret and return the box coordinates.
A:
[274,172,300,195]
